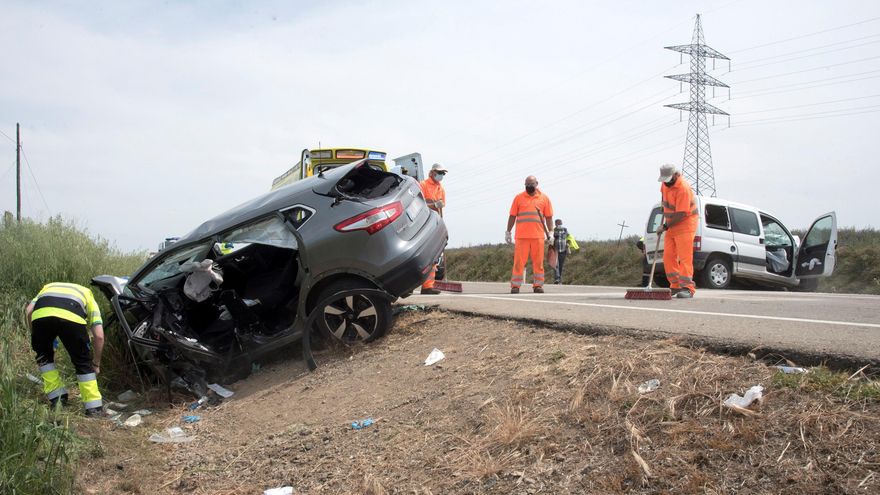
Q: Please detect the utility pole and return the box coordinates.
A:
[616,220,629,247]
[16,123,21,223]
[664,14,730,197]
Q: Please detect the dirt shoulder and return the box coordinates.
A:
[78,309,879,494]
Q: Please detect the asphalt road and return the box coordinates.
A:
[408,282,880,367]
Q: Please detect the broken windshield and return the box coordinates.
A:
[139,243,211,289]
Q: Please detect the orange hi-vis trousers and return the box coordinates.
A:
[663,230,697,294]
[422,264,436,289]
[511,238,545,288]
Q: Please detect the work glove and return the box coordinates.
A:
[435,199,444,209]
[505,231,512,245]
[544,237,552,245]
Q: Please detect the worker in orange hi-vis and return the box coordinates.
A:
[505,175,553,294]
[419,163,448,295]
[656,163,700,299]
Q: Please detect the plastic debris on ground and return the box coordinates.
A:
[724,385,764,409]
[773,366,809,374]
[394,304,427,315]
[149,426,195,443]
[208,383,235,398]
[105,401,128,410]
[264,487,294,495]
[638,378,660,394]
[351,418,375,430]
[105,408,120,417]
[25,373,42,384]
[117,390,138,402]
[123,414,143,427]
[182,415,201,423]
[188,396,208,411]
[424,348,445,366]
[132,409,153,416]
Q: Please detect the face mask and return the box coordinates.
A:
[433,173,444,182]
[525,185,536,194]
[665,176,677,187]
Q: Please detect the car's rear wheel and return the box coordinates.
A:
[315,279,392,345]
[700,257,732,289]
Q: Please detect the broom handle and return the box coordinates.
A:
[648,232,662,289]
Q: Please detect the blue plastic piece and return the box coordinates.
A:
[182,415,201,423]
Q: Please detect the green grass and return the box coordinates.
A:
[0,215,145,494]
[773,367,880,402]
[446,228,880,294]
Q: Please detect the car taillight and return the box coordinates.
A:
[334,202,403,234]
[693,235,702,251]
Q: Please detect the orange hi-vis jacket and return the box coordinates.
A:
[660,177,699,235]
[509,189,553,240]
[419,177,446,213]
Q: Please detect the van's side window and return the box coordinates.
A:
[730,208,760,236]
[647,207,664,233]
[705,204,730,230]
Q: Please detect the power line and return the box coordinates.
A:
[0,128,15,144]
[730,34,880,67]
[19,146,51,215]
[727,55,880,85]
[0,160,15,181]
[734,94,880,115]
[727,15,880,54]
[732,107,880,127]
[734,104,880,124]
[730,40,880,72]
[726,69,880,97]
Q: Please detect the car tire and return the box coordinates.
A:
[315,279,392,345]
[700,257,732,290]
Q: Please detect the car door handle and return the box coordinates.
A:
[759,238,764,244]
[730,245,736,252]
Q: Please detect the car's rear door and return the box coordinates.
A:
[729,206,766,277]
[795,212,838,278]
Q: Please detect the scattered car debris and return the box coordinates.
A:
[773,366,809,374]
[188,396,209,411]
[25,372,42,384]
[207,383,234,398]
[117,390,138,402]
[263,487,294,495]
[724,385,764,409]
[638,378,660,394]
[123,414,143,427]
[105,401,128,410]
[182,415,201,423]
[424,348,445,366]
[132,409,153,416]
[149,427,195,443]
[351,418,375,430]
[393,304,427,315]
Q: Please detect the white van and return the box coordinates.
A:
[642,197,838,291]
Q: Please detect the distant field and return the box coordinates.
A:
[445,228,880,294]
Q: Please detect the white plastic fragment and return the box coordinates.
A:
[25,373,42,384]
[424,348,445,366]
[149,426,195,443]
[638,379,660,394]
[773,366,809,374]
[117,390,138,402]
[105,401,128,410]
[132,409,153,416]
[264,487,294,495]
[123,414,143,427]
[724,385,764,408]
[208,383,235,398]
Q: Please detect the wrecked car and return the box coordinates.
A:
[92,161,447,394]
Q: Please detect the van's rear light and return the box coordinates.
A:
[334,202,403,234]
[693,235,702,251]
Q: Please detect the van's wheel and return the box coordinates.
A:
[315,280,392,345]
[700,257,732,289]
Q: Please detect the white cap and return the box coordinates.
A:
[430,163,448,173]
[658,163,678,182]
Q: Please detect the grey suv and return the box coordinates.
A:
[92,161,446,393]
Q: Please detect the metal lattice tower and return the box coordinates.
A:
[664,14,729,197]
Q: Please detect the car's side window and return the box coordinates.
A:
[218,216,298,252]
[283,206,315,230]
[761,217,792,247]
[804,215,833,248]
[730,208,760,236]
[705,204,730,230]
[647,207,663,233]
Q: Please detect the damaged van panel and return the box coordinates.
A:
[93,161,447,396]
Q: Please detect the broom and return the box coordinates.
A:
[625,232,672,300]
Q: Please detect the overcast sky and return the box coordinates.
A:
[1,0,878,253]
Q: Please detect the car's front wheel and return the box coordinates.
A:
[315,279,392,345]
[700,257,732,289]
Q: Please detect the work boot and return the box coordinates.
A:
[533,286,544,293]
[670,288,684,295]
[420,288,441,295]
[675,290,694,299]
[49,393,69,409]
[510,287,520,294]
[84,407,104,418]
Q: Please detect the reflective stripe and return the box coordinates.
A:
[83,399,103,410]
[39,363,56,373]
[47,387,68,400]
[76,373,97,383]
[515,218,543,224]
[662,201,674,209]
[516,211,539,217]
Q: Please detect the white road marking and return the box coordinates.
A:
[449,294,880,329]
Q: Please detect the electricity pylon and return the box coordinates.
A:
[664,14,729,197]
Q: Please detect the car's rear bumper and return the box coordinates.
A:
[378,217,448,295]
